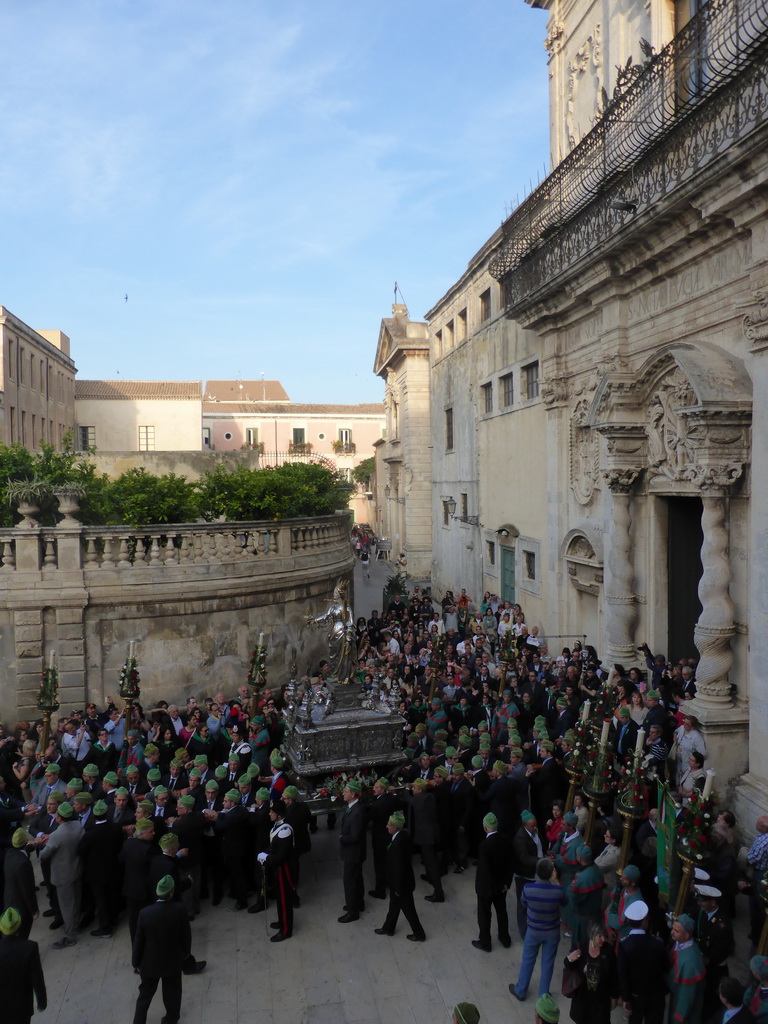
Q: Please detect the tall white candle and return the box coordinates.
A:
[635,727,645,755]
[581,700,590,723]
[259,632,264,648]
[49,650,55,671]
[703,769,715,801]
[129,640,135,660]
[600,719,610,750]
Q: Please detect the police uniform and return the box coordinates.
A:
[262,817,296,941]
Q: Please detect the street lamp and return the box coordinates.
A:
[445,496,481,527]
[384,484,406,506]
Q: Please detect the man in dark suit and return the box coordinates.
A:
[169,795,206,918]
[283,786,312,905]
[3,829,38,939]
[615,706,640,763]
[617,900,668,1023]
[472,812,513,952]
[0,906,47,1024]
[529,740,566,830]
[338,780,367,921]
[373,810,425,941]
[448,763,474,873]
[709,977,756,1024]
[401,779,444,903]
[257,799,296,942]
[119,818,158,941]
[131,874,191,1024]
[512,812,548,938]
[0,776,28,907]
[367,779,402,900]
[212,789,251,912]
[77,799,124,937]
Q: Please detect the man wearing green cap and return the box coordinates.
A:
[473,811,512,952]
[3,829,37,939]
[374,810,425,941]
[567,844,604,945]
[535,993,559,1023]
[0,906,47,1023]
[119,817,158,941]
[212,787,251,911]
[132,874,194,1024]
[668,914,705,1023]
[368,778,401,900]
[77,799,124,937]
[39,801,83,949]
[338,780,367,922]
[170,795,206,918]
[551,812,581,908]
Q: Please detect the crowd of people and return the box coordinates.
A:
[0,580,766,1023]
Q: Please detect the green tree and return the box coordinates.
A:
[105,468,200,527]
[352,456,375,487]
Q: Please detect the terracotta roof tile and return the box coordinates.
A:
[75,380,201,400]
[204,379,290,402]
[202,401,385,415]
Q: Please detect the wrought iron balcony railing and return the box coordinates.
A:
[489,0,768,310]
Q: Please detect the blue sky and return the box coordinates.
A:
[0,1,550,403]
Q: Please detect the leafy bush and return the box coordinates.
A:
[352,456,375,486]
[197,461,348,521]
[105,468,201,527]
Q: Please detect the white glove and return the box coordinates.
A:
[257,852,267,864]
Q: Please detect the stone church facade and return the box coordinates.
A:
[387,0,768,817]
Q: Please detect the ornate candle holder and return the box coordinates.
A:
[672,788,715,916]
[247,633,267,717]
[582,732,615,846]
[37,654,61,755]
[615,747,648,871]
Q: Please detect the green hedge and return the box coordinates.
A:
[0,441,350,528]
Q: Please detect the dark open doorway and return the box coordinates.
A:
[667,496,703,664]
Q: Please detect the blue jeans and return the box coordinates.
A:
[513,927,560,999]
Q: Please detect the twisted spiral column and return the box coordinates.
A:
[603,472,639,670]
[693,493,736,709]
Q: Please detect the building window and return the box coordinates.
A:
[482,382,493,414]
[339,428,352,445]
[461,493,468,519]
[445,408,454,450]
[479,288,491,323]
[224,432,233,440]
[434,329,442,358]
[292,427,306,445]
[524,549,536,580]
[445,320,454,350]
[245,427,259,446]
[523,361,540,400]
[442,501,451,527]
[501,372,514,407]
[486,540,496,566]
[202,427,211,449]
[7,339,15,380]
[19,348,25,384]
[78,426,95,450]
[21,411,26,445]
[138,425,155,451]
[518,537,541,596]
[457,308,467,342]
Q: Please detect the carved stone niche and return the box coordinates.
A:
[562,531,603,596]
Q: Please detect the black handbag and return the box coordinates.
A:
[561,960,584,997]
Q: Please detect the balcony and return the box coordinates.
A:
[331,440,357,455]
[489,0,768,316]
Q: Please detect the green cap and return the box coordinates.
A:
[618,706,631,718]
[247,764,259,778]
[345,779,362,795]
[134,819,153,834]
[452,763,465,775]
[375,778,390,790]
[156,874,175,896]
[252,715,265,725]
[126,764,139,774]
[45,763,61,774]
[82,764,99,777]
[170,759,182,769]
[556,697,567,709]
[509,746,523,758]
[535,994,559,1023]
[103,772,118,785]
[414,723,426,734]
[12,828,30,849]
[521,810,536,823]
[179,795,195,809]
[388,810,405,828]
[284,785,299,800]
[67,779,83,791]
[93,800,108,817]
[175,748,187,759]
[647,689,660,700]
[477,722,488,733]
[458,736,471,748]
[433,766,449,779]
[153,785,168,796]
[73,792,92,805]
[471,755,483,769]
[270,751,284,768]
[454,1004,480,1024]
[147,768,162,782]
[539,739,555,752]
[204,780,219,791]
[215,765,227,779]
[445,746,458,758]
[483,812,498,830]
[195,754,208,765]
[0,907,21,935]
[256,788,270,801]
[159,833,179,850]
[144,744,158,756]
[189,767,202,779]
[115,786,129,796]
[412,778,428,790]
[57,801,74,819]
[237,775,251,787]
[493,760,507,774]
[139,800,154,813]
[563,811,578,825]
[225,789,240,802]
[622,864,641,882]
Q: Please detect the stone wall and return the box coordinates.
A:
[0,512,354,722]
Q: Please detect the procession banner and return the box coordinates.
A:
[656,780,679,905]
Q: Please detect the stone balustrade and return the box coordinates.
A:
[0,512,354,721]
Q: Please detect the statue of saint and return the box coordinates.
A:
[305,578,358,683]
